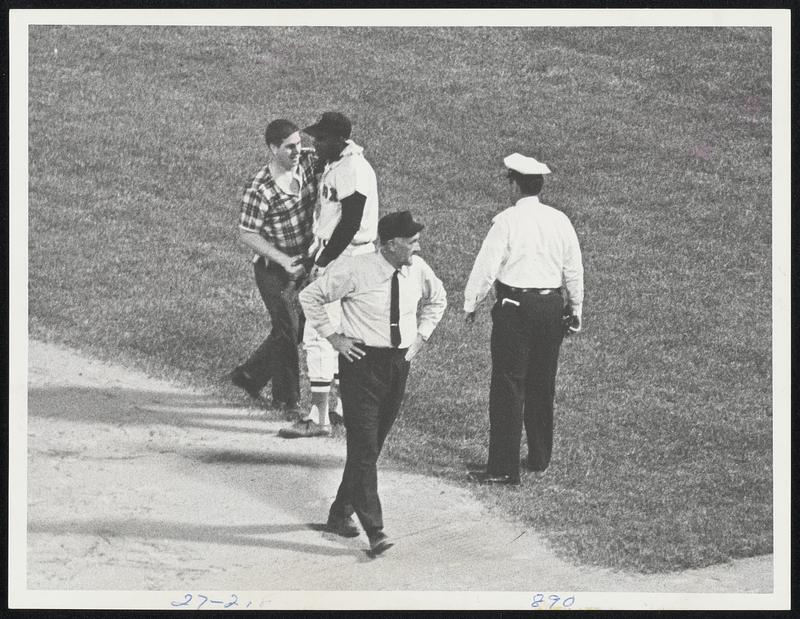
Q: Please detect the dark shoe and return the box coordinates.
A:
[229,367,262,400]
[368,531,394,556]
[329,410,344,426]
[467,470,520,485]
[325,515,360,538]
[522,456,548,473]
[278,419,331,438]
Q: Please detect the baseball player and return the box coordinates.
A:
[279,111,380,438]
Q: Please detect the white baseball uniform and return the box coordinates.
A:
[304,140,379,388]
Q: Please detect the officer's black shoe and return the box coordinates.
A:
[229,366,262,400]
[325,514,360,538]
[521,456,548,473]
[467,471,520,486]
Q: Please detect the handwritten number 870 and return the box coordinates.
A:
[531,593,575,609]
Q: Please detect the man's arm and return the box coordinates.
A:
[417,263,448,340]
[315,192,366,267]
[298,262,365,361]
[238,229,306,280]
[463,218,508,315]
[561,220,584,332]
[406,261,448,361]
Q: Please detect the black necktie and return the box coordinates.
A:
[390,270,401,347]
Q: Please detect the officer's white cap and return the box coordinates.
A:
[503,153,551,175]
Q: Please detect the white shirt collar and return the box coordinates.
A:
[515,195,541,207]
[268,161,302,194]
[378,251,410,277]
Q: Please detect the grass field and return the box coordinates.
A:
[26,25,773,573]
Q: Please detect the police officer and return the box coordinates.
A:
[464,153,584,484]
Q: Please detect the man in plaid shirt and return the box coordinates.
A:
[229,118,319,415]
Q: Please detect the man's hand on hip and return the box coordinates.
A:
[405,334,427,362]
[328,333,367,362]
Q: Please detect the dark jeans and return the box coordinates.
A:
[487,291,564,480]
[239,258,303,406]
[329,347,410,537]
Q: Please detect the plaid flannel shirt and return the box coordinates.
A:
[238,149,319,257]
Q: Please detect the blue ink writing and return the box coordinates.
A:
[171,594,192,607]
[170,593,250,610]
[531,593,575,610]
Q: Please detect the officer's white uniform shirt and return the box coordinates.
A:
[463,196,584,317]
[314,140,379,245]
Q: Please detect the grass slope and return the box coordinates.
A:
[27,26,772,573]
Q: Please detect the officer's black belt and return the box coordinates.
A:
[496,282,561,296]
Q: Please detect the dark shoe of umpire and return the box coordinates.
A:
[367,530,394,556]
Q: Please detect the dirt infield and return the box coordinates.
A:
[24,340,772,601]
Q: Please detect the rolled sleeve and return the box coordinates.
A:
[239,183,265,232]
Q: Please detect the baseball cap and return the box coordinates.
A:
[504,152,551,175]
[378,211,425,243]
[303,112,352,139]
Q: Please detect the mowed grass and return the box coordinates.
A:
[27,26,772,573]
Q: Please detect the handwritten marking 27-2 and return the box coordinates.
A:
[171,593,251,609]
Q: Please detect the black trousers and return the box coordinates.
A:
[329,347,410,537]
[240,258,304,406]
[487,291,564,481]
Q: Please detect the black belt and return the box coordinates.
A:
[496,282,561,295]
[321,239,373,247]
[346,345,408,355]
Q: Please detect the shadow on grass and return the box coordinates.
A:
[28,518,362,558]
[28,385,283,436]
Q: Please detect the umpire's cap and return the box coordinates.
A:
[303,112,352,139]
[378,211,425,243]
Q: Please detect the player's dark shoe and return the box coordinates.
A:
[325,515,360,538]
[329,411,344,426]
[278,419,331,438]
[467,471,520,486]
[229,366,262,400]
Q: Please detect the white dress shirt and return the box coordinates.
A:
[313,140,379,245]
[463,196,584,317]
[300,252,447,349]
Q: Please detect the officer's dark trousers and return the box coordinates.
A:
[239,258,303,406]
[329,347,410,537]
[487,291,564,480]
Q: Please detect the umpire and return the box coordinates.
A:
[464,153,584,485]
[299,211,447,555]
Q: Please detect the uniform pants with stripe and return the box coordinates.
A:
[329,347,409,537]
[487,291,564,480]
